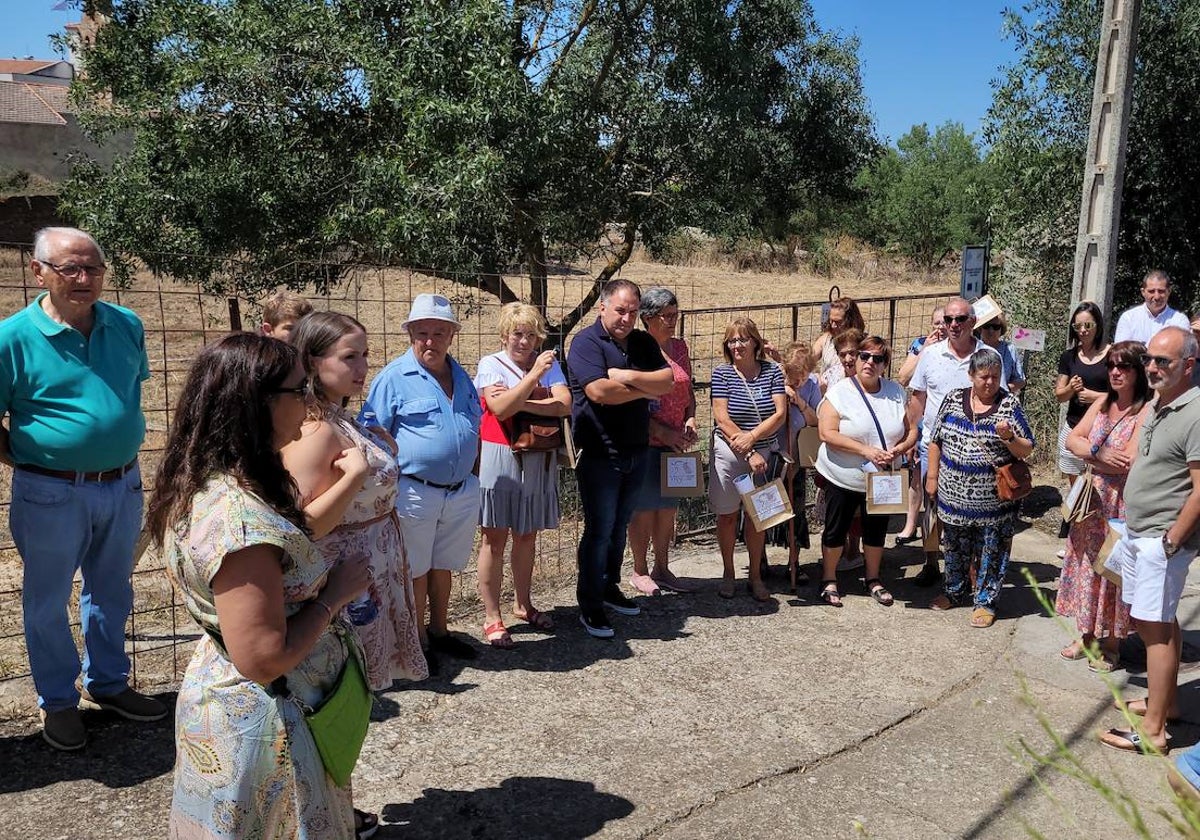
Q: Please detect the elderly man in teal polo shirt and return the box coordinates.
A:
[0,227,166,751]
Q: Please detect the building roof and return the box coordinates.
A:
[0,60,60,75]
[0,81,70,125]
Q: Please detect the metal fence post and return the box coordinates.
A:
[791,304,798,341]
[887,298,897,346]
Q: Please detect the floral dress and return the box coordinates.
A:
[1054,408,1136,639]
[320,407,428,689]
[165,476,355,840]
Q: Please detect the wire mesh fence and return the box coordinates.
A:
[0,241,953,716]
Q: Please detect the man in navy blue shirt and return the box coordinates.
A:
[567,280,673,637]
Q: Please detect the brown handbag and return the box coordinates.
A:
[995,460,1033,501]
[507,386,564,452]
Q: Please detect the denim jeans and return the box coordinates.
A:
[10,465,143,711]
[575,449,649,612]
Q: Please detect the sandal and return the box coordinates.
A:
[514,606,554,631]
[483,620,515,650]
[355,808,379,840]
[1114,697,1183,722]
[1060,640,1088,661]
[865,578,894,606]
[819,580,843,608]
[930,594,956,611]
[1089,650,1121,673]
[970,608,996,628]
[1100,727,1169,755]
[717,577,736,599]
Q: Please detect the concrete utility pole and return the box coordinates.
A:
[1070,0,1142,323]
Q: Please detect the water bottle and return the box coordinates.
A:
[346,593,378,626]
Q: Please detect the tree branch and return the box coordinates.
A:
[553,213,639,339]
[543,0,599,90]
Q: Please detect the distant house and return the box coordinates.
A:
[0,54,120,182]
[0,59,75,86]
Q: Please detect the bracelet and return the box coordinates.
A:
[312,598,334,620]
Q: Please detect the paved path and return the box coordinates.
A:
[1,523,1198,839]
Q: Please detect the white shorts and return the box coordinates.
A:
[395,474,480,577]
[708,435,754,516]
[1113,529,1197,623]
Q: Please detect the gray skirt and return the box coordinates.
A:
[478,440,560,533]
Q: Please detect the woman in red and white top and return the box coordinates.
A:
[628,287,698,596]
[474,303,572,649]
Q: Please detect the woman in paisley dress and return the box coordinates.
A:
[926,348,1035,628]
[282,311,428,689]
[1055,341,1150,672]
[146,333,371,839]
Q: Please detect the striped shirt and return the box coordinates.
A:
[711,361,785,453]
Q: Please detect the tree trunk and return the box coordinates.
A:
[549,214,639,349]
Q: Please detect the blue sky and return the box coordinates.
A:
[2,1,1019,146]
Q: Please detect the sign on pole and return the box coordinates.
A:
[961,245,988,300]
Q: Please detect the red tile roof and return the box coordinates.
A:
[0,81,70,125]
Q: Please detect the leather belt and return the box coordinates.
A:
[17,458,138,483]
[403,474,465,493]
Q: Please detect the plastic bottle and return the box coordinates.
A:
[346,593,378,626]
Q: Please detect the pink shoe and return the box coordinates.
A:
[651,568,696,593]
[630,573,661,596]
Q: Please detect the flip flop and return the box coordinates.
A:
[970,608,996,628]
[1100,727,1169,755]
[514,607,554,631]
[1060,641,1088,661]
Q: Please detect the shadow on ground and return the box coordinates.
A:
[0,692,176,793]
[379,776,634,839]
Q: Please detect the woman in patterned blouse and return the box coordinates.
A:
[926,348,1035,628]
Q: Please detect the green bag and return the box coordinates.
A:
[302,647,371,788]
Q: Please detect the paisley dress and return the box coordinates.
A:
[318,407,427,689]
[165,476,355,840]
[1054,407,1137,639]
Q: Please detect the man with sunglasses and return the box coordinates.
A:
[1101,326,1200,755]
[0,227,165,750]
[907,297,1008,586]
[1113,270,1189,344]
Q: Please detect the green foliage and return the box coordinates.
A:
[852,122,991,271]
[61,0,876,336]
[986,0,1200,322]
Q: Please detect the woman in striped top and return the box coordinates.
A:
[708,317,787,601]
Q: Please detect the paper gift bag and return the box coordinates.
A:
[740,477,794,532]
[866,469,909,515]
[796,427,821,468]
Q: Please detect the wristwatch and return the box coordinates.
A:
[1164,534,1180,558]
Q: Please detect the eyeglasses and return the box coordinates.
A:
[43,261,107,279]
[655,311,679,323]
[1140,353,1177,369]
[726,337,753,347]
[1105,361,1135,371]
[270,379,311,397]
[980,323,1003,332]
[858,351,887,364]
[838,349,858,358]
[943,314,971,325]
[1073,321,1096,332]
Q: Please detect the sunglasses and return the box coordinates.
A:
[1073,321,1096,332]
[270,379,311,397]
[980,323,1003,332]
[1140,353,1177,369]
[1105,361,1134,371]
[943,314,971,325]
[857,351,888,364]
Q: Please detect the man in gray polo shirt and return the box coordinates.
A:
[1101,326,1200,755]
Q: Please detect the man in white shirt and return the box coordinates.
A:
[907,296,1008,586]
[1113,270,1189,344]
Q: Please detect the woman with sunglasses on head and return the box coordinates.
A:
[629,288,698,596]
[812,297,866,392]
[148,334,372,839]
[709,317,788,601]
[1055,303,1111,490]
[1055,341,1150,672]
[976,315,1025,397]
[815,336,916,607]
[281,312,427,694]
